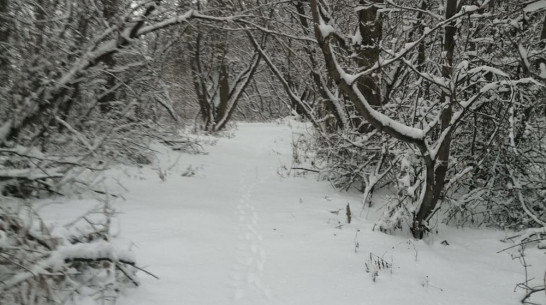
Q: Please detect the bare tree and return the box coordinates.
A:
[301,0,540,238]
[186,1,268,132]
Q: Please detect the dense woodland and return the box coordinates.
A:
[0,0,545,304]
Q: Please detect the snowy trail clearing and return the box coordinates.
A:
[40,123,545,305]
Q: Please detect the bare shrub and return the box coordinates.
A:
[0,200,151,305]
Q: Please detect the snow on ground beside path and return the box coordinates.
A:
[37,122,545,305]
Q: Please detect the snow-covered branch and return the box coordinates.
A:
[0,4,250,145]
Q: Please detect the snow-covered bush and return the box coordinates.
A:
[280,0,546,237]
[0,201,138,305]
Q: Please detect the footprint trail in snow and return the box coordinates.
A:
[232,174,271,303]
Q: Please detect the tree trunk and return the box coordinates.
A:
[308,0,461,239]
[214,48,230,128]
[0,0,9,88]
[416,0,428,72]
[98,0,119,114]
[294,1,348,131]
[356,0,383,108]
[309,0,424,146]
[411,0,457,238]
[542,15,546,40]
[58,5,90,132]
[213,43,263,132]
[189,33,212,128]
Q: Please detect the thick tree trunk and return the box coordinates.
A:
[349,0,384,132]
[356,0,383,108]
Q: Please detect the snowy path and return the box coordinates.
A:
[111,123,369,305]
[40,123,545,305]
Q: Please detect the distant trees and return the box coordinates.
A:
[187,0,264,131]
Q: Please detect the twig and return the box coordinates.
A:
[497,238,545,253]
[291,167,319,173]
[115,263,139,287]
[0,253,37,276]
[91,189,120,198]
[128,264,160,280]
[65,257,159,279]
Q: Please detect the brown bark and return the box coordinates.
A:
[416,0,428,72]
[98,0,119,114]
[2,2,161,144]
[0,0,9,87]
[308,0,460,238]
[294,1,347,131]
[190,28,263,132]
[355,0,383,108]
[189,33,212,127]
[216,62,230,124]
[542,15,546,40]
[213,38,263,131]
[309,0,424,147]
[248,32,326,133]
[412,0,457,238]
[58,6,90,131]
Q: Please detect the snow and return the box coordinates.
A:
[0,167,64,179]
[524,0,546,12]
[317,12,335,39]
[351,29,362,45]
[460,5,479,13]
[37,122,545,305]
[339,69,359,86]
[138,10,194,36]
[480,78,541,94]
[518,44,531,70]
[467,65,509,78]
[54,240,136,264]
[351,84,425,140]
[318,23,335,39]
[0,120,11,143]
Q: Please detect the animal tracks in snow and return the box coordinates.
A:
[231,176,271,303]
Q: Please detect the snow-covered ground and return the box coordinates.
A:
[38,122,545,305]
